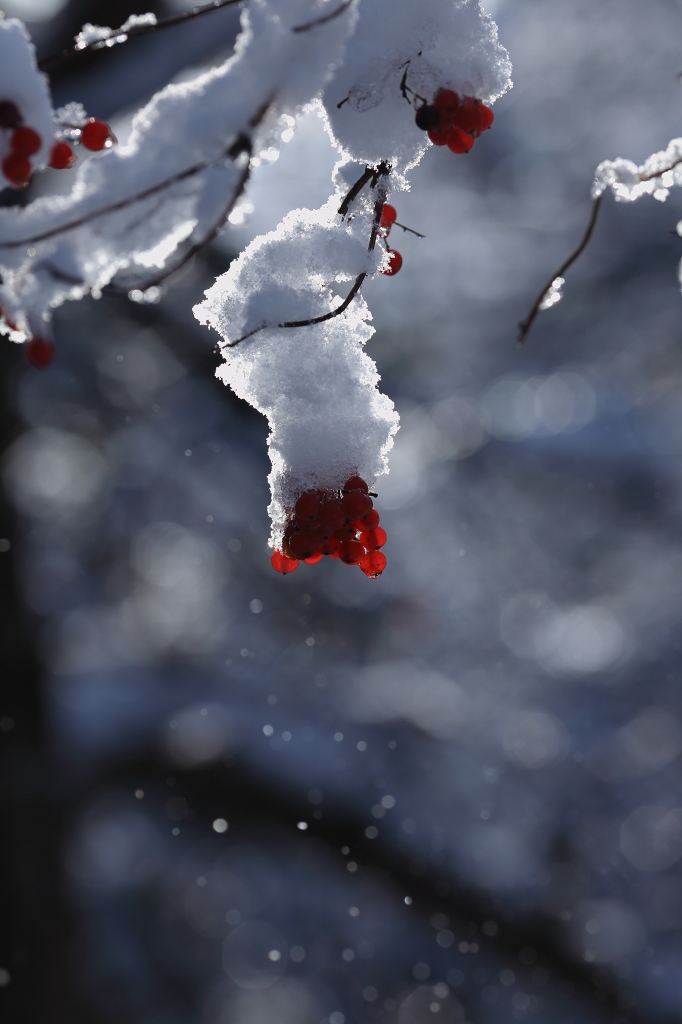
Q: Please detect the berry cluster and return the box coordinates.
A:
[415,89,493,154]
[0,98,114,188]
[378,204,402,277]
[271,476,387,578]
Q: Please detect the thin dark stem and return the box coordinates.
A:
[104,163,251,295]
[338,167,374,218]
[517,193,604,347]
[0,141,252,251]
[227,166,390,348]
[38,0,243,72]
[292,0,354,33]
[393,221,424,238]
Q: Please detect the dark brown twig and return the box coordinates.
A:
[226,167,390,348]
[292,0,354,33]
[338,167,374,218]
[517,193,604,347]
[38,0,243,72]
[393,221,424,238]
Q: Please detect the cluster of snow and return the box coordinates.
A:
[74,13,158,51]
[0,0,512,545]
[593,138,682,204]
[0,17,57,188]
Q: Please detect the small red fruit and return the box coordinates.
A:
[452,97,493,138]
[479,104,494,131]
[343,476,368,493]
[446,127,475,154]
[303,551,324,564]
[380,204,397,229]
[294,491,321,522]
[271,550,299,574]
[342,490,372,521]
[2,154,31,187]
[288,530,319,560]
[360,526,387,550]
[319,500,347,531]
[381,250,403,276]
[81,119,112,151]
[432,89,458,122]
[428,127,450,147]
[321,536,341,558]
[354,508,379,532]
[334,526,357,543]
[359,550,387,578]
[49,141,76,169]
[26,337,55,369]
[339,539,365,565]
[0,101,22,129]
[11,127,41,157]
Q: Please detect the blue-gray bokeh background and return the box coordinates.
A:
[3,1,682,1022]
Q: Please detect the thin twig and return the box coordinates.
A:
[338,167,374,218]
[227,166,390,348]
[38,0,243,72]
[104,163,251,295]
[292,0,354,33]
[517,193,604,347]
[394,221,424,238]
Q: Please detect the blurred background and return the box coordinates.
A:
[2,0,682,1022]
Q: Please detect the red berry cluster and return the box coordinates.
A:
[271,476,387,578]
[378,204,403,277]
[0,98,114,188]
[415,89,494,154]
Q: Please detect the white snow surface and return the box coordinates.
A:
[593,138,682,204]
[0,17,58,187]
[74,13,158,50]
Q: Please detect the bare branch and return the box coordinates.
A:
[338,167,374,218]
[38,0,243,72]
[394,220,424,238]
[292,0,354,34]
[517,193,604,347]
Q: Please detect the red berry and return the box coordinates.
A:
[415,104,441,131]
[0,101,22,129]
[11,127,41,157]
[433,89,460,123]
[271,550,299,574]
[2,154,31,187]
[428,127,450,147]
[321,536,341,558]
[360,526,387,550]
[49,141,76,170]
[452,97,492,138]
[294,491,321,522]
[359,550,387,578]
[303,551,324,565]
[479,104,494,131]
[381,249,403,276]
[343,476,368,493]
[81,119,111,151]
[26,337,55,369]
[339,539,365,565]
[342,490,372,520]
[0,306,18,332]
[319,500,347,531]
[288,530,319,560]
[354,508,379,532]
[446,127,475,154]
[380,204,397,229]
[334,526,357,543]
